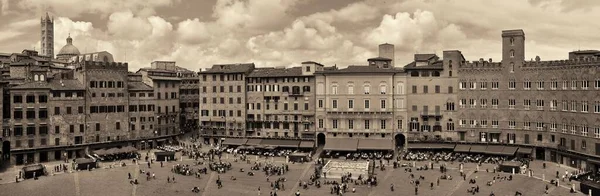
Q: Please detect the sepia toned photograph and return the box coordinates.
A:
[0,0,599,195]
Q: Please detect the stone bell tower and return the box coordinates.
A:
[41,12,54,58]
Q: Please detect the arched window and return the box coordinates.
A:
[449,60,453,69]
[347,84,354,94]
[302,86,310,92]
[510,62,515,73]
[331,84,338,95]
[282,86,289,92]
[510,50,515,58]
[34,75,39,81]
[510,37,515,46]
[380,84,387,94]
[432,71,440,77]
[397,83,404,94]
[446,119,455,131]
[40,74,45,81]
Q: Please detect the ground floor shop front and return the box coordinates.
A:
[7,135,178,165]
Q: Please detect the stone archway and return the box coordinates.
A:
[317,133,326,146]
[2,141,10,160]
[394,134,406,148]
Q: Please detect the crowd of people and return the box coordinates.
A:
[402,150,510,164]
[99,151,140,162]
[172,164,208,177]
[323,151,394,160]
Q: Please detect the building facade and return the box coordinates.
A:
[457,29,600,170]
[0,57,181,164]
[136,61,182,139]
[245,63,318,140]
[314,45,408,150]
[404,51,464,142]
[199,64,254,144]
[177,67,199,133]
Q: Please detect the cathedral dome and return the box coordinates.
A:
[57,35,80,56]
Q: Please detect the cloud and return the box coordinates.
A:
[0,31,22,43]
[1,0,8,15]
[107,11,153,40]
[176,18,212,45]
[212,0,299,32]
[365,10,441,52]
[6,19,38,30]
[333,2,379,23]
[16,0,178,17]
[3,0,600,73]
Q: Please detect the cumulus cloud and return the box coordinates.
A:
[16,0,178,17]
[176,18,212,45]
[365,10,442,53]
[212,0,298,32]
[2,0,600,72]
[1,0,9,15]
[107,11,153,40]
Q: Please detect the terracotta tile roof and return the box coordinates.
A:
[248,67,303,77]
[138,68,177,73]
[414,54,437,61]
[11,82,51,90]
[316,65,403,74]
[202,63,255,74]
[128,81,153,91]
[404,60,444,70]
[149,75,181,81]
[49,79,84,90]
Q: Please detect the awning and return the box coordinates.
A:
[501,146,518,156]
[245,139,263,146]
[357,139,393,150]
[299,141,315,148]
[222,138,248,146]
[104,148,117,155]
[93,149,106,156]
[408,143,455,150]
[517,147,533,154]
[454,144,471,153]
[75,158,95,164]
[324,138,358,152]
[22,164,44,172]
[470,145,487,153]
[261,139,300,148]
[485,145,505,155]
[587,158,600,165]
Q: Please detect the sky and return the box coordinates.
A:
[1,0,600,71]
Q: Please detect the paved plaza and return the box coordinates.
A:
[0,150,588,196]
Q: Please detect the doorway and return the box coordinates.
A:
[39,152,48,162]
[317,133,326,146]
[2,141,10,160]
[395,134,406,148]
[54,150,62,161]
[535,147,545,160]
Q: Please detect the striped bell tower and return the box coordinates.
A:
[41,12,54,58]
